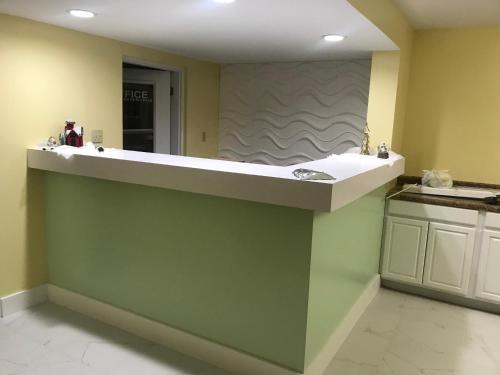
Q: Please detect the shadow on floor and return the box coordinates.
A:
[0,302,232,375]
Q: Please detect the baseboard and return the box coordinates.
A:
[305,274,381,375]
[47,277,379,375]
[0,284,48,317]
[47,285,300,375]
[383,279,500,315]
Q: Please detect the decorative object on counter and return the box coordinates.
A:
[293,168,336,181]
[42,136,58,151]
[47,136,57,148]
[60,119,84,147]
[422,169,453,188]
[360,123,371,155]
[84,142,104,152]
[377,142,390,159]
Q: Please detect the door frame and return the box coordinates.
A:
[123,55,184,155]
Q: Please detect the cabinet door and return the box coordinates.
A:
[423,222,475,296]
[475,230,500,304]
[381,217,428,285]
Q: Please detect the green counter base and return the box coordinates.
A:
[45,173,387,372]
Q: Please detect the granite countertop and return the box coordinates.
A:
[388,176,500,214]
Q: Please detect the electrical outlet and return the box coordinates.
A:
[202,131,207,142]
[91,129,103,144]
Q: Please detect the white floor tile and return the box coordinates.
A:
[0,303,230,375]
[2,290,500,375]
[327,288,500,375]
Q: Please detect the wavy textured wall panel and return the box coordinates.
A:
[218,60,371,165]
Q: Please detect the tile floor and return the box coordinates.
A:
[326,289,500,375]
[1,289,499,375]
[0,303,231,375]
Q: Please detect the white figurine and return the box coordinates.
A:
[377,143,390,159]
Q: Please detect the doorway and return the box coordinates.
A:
[122,58,183,155]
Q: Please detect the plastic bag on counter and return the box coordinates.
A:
[422,170,453,188]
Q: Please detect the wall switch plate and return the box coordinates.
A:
[91,129,103,144]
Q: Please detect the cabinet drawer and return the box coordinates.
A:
[387,200,478,226]
[485,212,500,229]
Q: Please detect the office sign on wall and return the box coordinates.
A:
[123,83,154,130]
[123,82,155,152]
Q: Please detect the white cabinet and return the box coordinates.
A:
[475,229,500,303]
[381,217,428,285]
[423,223,475,296]
[382,201,500,306]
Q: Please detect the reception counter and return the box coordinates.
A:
[28,146,404,375]
[28,146,404,212]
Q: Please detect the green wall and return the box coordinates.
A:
[45,173,387,372]
[45,173,313,371]
[305,186,387,366]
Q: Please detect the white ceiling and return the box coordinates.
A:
[395,0,500,29]
[0,0,397,63]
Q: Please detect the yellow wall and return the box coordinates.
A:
[0,13,220,297]
[347,3,500,184]
[366,51,400,147]
[402,27,500,183]
[348,0,414,152]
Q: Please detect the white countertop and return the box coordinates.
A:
[27,146,404,212]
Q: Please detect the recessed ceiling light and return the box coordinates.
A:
[323,34,346,42]
[68,9,96,18]
[214,0,235,3]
